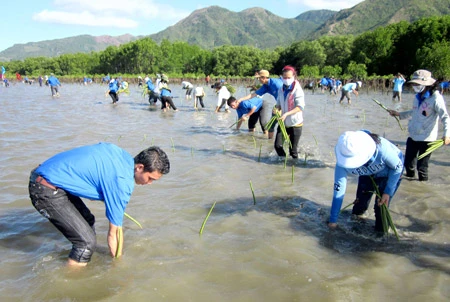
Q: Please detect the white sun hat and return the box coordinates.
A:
[408,69,436,86]
[335,131,376,169]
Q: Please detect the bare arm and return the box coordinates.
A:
[280,107,301,122]
[237,92,257,103]
[107,222,123,258]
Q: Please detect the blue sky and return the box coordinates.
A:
[1,0,364,52]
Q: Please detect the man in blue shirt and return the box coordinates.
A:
[339,81,362,104]
[47,73,61,97]
[320,77,329,93]
[106,79,119,104]
[236,69,283,139]
[227,96,269,133]
[392,73,406,102]
[28,143,170,266]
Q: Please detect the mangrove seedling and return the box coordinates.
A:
[249,180,256,205]
[199,201,217,235]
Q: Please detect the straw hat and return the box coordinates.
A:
[335,131,376,169]
[408,69,435,86]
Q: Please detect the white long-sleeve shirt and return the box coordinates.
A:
[399,90,450,141]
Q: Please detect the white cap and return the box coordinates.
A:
[357,81,362,88]
[335,131,376,169]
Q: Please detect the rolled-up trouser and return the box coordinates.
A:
[195,96,204,108]
[28,169,96,263]
[404,137,431,181]
[352,175,401,232]
[50,86,59,96]
[339,89,351,102]
[217,98,229,110]
[149,91,160,104]
[274,125,303,158]
[248,100,270,132]
[161,96,177,110]
[109,91,119,103]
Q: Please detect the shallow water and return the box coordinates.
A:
[0,83,449,301]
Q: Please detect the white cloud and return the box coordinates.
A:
[33,0,189,27]
[33,10,138,28]
[287,0,364,10]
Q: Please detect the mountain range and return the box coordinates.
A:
[1,0,449,61]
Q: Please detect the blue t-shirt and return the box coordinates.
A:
[161,88,171,97]
[255,78,283,100]
[342,83,357,92]
[393,77,405,92]
[440,81,449,89]
[147,79,155,91]
[35,143,135,226]
[328,78,335,87]
[320,77,329,86]
[329,136,404,223]
[236,97,263,118]
[47,76,60,87]
[109,81,119,93]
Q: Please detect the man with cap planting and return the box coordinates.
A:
[48,73,61,97]
[237,69,283,139]
[28,144,170,266]
[328,130,404,233]
[227,96,270,134]
[339,81,362,104]
[388,69,450,181]
[106,78,119,104]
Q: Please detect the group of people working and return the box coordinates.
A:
[28,67,449,268]
[227,67,449,235]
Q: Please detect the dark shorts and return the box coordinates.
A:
[29,169,96,263]
[340,89,351,101]
[393,91,401,98]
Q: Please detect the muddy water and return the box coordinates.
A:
[0,83,449,301]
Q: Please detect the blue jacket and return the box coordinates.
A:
[47,76,60,87]
[329,136,404,223]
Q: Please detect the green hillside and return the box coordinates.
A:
[1,0,449,62]
[314,0,450,36]
[0,34,137,62]
[149,6,335,49]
